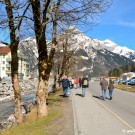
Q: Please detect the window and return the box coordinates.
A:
[3,61,5,64]
[2,67,5,70]
[3,55,5,59]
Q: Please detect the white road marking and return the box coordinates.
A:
[93,97,135,131]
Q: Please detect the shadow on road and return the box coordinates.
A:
[75,93,82,97]
[92,95,104,100]
[92,95,110,100]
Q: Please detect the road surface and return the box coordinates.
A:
[90,81,135,128]
[71,81,135,135]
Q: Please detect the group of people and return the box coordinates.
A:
[61,75,114,100]
[100,77,114,100]
[61,75,89,97]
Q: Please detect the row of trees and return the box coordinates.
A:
[108,64,135,77]
[0,0,112,124]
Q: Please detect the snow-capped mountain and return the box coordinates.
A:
[112,46,135,61]
[63,27,135,76]
[1,26,134,76]
[18,27,135,76]
[0,41,8,47]
[62,27,135,61]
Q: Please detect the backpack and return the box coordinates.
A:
[83,79,88,86]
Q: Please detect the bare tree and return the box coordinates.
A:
[0,0,112,119]
[28,0,112,118]
[51,27,86,90]
[0,0,30,124]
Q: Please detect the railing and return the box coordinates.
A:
[6,58,11,61]
[6,64,11,67]
[6,70,11,73]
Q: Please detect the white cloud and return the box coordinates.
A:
[118,21,135,29]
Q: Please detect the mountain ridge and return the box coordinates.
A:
[0,27,135,76]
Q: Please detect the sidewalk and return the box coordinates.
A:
[71,88,130,135]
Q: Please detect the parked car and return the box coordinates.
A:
[118,80,127,84]
[126,78,135,86]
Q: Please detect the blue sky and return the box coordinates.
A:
[1,0,135,51]
[83,0,135,51]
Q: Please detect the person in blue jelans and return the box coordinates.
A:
[61,76,70,97]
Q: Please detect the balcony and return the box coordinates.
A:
[6,64,11,67]
[6,70,11,74]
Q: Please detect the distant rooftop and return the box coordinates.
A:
[0,47,10,54]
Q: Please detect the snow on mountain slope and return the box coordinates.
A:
[66,27,135,61]
[112,46,135,59]
[99,39,117,48]
[0,41,7,47]
[17,27,135,64]
[71,29,135,61]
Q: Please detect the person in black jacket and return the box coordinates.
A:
[81,75,89,97]
[108,79,114,100]
[61,76,70,97]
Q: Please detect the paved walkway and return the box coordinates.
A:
[71,88,131,135]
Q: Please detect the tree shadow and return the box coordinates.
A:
[59,94,69,98]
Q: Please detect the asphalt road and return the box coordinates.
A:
[89,81,135,129]
[71,81,135,135]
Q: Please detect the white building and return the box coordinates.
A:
[122,72,135,80]
[0,47,29,80]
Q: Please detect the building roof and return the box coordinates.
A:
[0,47,10,54]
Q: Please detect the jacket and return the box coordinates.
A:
[61,79,70,88]
[100,79,108,90]
[81,77,89,88]
[108,82,114,90]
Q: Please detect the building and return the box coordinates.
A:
[0,46,30,80]
[121,72,135,80]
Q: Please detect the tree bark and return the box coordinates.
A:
[30,0,60,117]
[5,0,22,124]
[11,45,22,123]
[52,74,57,92]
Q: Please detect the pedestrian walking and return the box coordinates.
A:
[67,87,70,95]
[100,77,108,100]
[79,77,82,87]
[61,76,70,97]
[71,78,75,89]
[81,75,89,97]
[75,78,79,89]
[108,79,114,100]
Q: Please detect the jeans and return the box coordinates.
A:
[68,87,70,94]
[75,83,78,89]
[63,87,68,96]
[82,88,86,96]
[102,89,106,100]
[109,89,113,97]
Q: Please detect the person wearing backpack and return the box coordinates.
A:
[71,78,75,89]
[81,75,89,97]
[61,76,70,97]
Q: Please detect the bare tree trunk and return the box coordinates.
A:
[30,0,60,117]
[11,48,22,123]
[37,78,48,117]
[52,74,57,92]
[36,37,48,117]
[5,0,22,124]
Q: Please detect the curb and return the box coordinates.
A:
[71,90,78,135]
